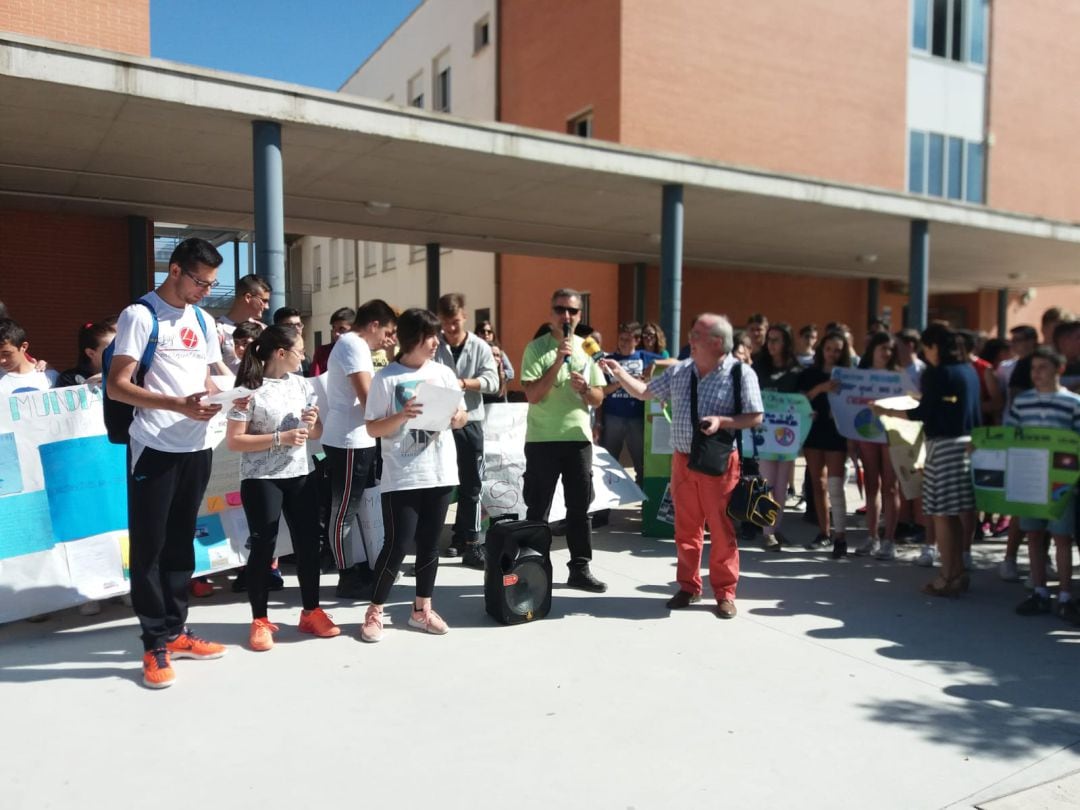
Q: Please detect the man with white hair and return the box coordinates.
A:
[601,313,763,618]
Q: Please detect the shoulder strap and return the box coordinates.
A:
[689,367,700,427]
[732,360,746,458]
[192,305,208,337]
[133,298,159,386]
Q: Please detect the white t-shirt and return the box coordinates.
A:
[0,368,59,396]
[227,373,314,480]
[322,331,376,449]
[365,360,460,493]
[113,292,222,454]
[217,316,241,373]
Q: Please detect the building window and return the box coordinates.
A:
[313,245,322,291]
[408,72,424,109]
[329,240,340,287]
[343,243,355,283]
[907,128,985,204]
[434,65,451,113]
[567,110,593,139]
[474,16,491,53]
[314,330,323,349]
[410,244,425,264]
[579,293,591,326]
[911,0,988,66]
[382,244,396,272]
[363,242,377,276]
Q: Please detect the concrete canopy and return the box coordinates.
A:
[2,33,1079,293]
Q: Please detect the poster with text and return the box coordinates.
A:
[970,426,1080,519]
[827,368,907,444]
[742,392,812,461]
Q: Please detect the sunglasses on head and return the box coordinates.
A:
[553,305,580,316]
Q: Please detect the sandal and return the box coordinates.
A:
[921,576,957,597]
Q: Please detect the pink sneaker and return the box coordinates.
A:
[408,607,449,635]
[360,605,384,643]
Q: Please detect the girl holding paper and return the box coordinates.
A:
[227,324,339,651]
[361,308,468,643]
[853,332,901,561]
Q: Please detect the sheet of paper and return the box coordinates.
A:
[1005,447,1049,504]
[203,386,257,406]
[874,395,921,411]
[651,417,673,455]
[65,532,126,598]
[0,432,23,496]
[408,382,465,431]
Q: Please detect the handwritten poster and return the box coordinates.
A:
[828,368,907,444]
[742,392,812,461]
[970,426,1080,519]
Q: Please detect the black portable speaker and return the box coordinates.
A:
[484,515,553,625]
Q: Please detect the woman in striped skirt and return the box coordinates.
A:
[878,323,980,595]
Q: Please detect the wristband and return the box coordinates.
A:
[272,430,280,450]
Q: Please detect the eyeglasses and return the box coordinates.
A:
[183,270,220,290]
[286,347,305,358]
[553,305,580,316]
[247,292,270,306]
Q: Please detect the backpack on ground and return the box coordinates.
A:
[101,298,207,444]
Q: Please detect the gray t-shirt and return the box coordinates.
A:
[228,373,314,480]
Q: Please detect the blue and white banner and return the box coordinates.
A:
[827,368,907,444]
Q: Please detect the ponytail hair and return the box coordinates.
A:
[76,320,116,372]
[235,324,297,389]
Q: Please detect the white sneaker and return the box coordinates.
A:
[875,541,897,561]
[78,600,101,617]
[854,538,877,557]
[915,546,937,567]
[999,557,1021,582]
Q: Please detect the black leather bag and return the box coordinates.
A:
[687,371,735,476]
[723,364,782,528]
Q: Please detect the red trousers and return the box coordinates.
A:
[671,450,741,601]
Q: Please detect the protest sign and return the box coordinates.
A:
[642,399,675,538]
[742,392,812,461]
[827,368,907,444]
[970,426,1080,519]
[881,415,925,500]
[480,403,644,522]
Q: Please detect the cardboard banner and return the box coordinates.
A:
[881,414,926,500]
[827,367,908,444]
[742,392,812,461]
[970,426,1080,519]
[641,399,674,538]
[480,403,645,522]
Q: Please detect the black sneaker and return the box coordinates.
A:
[666,590,701,609]
[444,543,463,558]
[1016,592,1053,616]
[831,538,848,559]
[267,568,285,592]
[803,533,830,550]
[461,542,486,570]
[1058,600,1080,625]
[335,568,371,600]
[230,567,248,593]
[567,567,607,593]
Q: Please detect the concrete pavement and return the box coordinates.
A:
[1,494,1078,810]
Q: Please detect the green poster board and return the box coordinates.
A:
[970,426,1080,519]
[641,399,674,538]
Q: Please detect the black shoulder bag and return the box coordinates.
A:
[725,363,782,528]
[687,368,736,476]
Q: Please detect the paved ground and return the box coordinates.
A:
[2,486,1079,810]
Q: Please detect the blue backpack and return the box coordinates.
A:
[101,298,208,444]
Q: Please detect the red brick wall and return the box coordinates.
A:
[620,0,908,190]
[0,210,142,365]
[987,0,1080,221]
[0,0,149,55]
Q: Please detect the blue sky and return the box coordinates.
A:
[150,0,422,90]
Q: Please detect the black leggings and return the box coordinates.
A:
[241,475,321,618]
[371,486,453,605]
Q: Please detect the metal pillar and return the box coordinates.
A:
[907,219,929,331]
[127,216,150,299]
[660,184,684,349]
[426,243,441,312]
[867,278,880,327]
[252,121,286,321]
[633,262,647,324]
[998,288,1009,338]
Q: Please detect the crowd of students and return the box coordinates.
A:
[3,243,1079,689]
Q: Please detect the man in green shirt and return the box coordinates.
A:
[520,288,608,592]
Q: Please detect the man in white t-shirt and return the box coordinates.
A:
[321,298,398,599]
[0,318,59,395]
[215,274,271,373]
[108,238,230,690]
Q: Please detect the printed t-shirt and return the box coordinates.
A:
[520,333,606,443]
[321,331,376,449]
[112,292,221,454]
[365,360,461,493]
[217,316,241,373]
[602,349,663,420]
[228,373,315,480]
[0,368,59,396]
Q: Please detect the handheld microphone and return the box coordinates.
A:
[562,323,572,365]
[581,336,606,361]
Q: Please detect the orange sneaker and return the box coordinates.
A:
[189,578,214,598]
[166,628,227,659]
[142,648,175,689]
[248,618,279,651]
[298,608,341,638]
